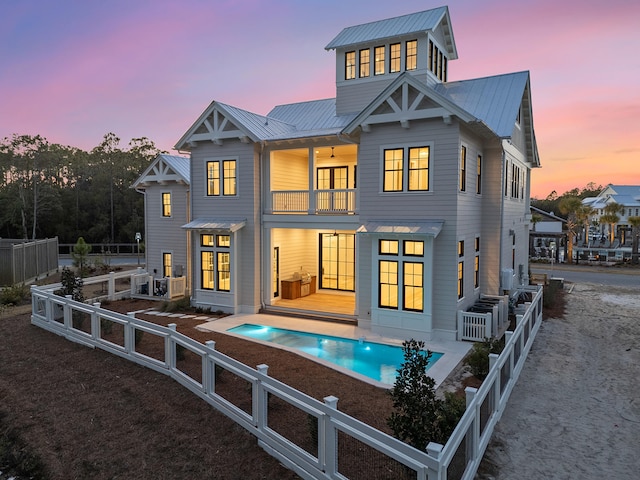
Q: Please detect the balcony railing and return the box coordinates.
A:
[271,189,357,214]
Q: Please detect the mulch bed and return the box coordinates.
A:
[0,298,398,479]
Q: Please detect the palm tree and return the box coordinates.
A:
[628,216,640,265]
[576,204,595,245]
[601,202,625,243]
[558,195,582,263]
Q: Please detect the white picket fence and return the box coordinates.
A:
[30,283,543,480]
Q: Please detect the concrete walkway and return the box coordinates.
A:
[477,282,640,479]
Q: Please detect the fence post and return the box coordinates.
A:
[426,442,443,480]
[205,340,216,395]
[92,302,101,340]
[167,323,177,368]
[465,386,479,466]
[323,395,339,476]
[504,331,514,385]
[488,353,500,413]
[126,312,136,353]
[64,295,73,330]
[256,364,269,432]
[108,272,116,301]
[485,312,492,339]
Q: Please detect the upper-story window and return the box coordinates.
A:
[383,146,430,193]
[459,146,467,192]
[161,192,171,217]
[359,49,370,78]
[511,164,521,199]
[345,51,356,79]
[476,154,482,194]
[405,40,417,71]
[428,40,448,81]
[207,160,237,196]
[390,43,401,73]
[374,46,385,75]
[344,41,420,80]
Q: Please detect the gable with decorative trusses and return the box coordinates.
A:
[175,101,295,151]
[343,72,476,134]
[181,104,252,148]
[132,154,189,189]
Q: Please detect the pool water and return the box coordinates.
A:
[227,323,443,384]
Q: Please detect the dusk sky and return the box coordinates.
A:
[1,0,638,198]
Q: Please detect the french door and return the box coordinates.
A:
[320,233,355,291]
[317,166,348,211]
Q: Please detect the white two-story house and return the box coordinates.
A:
[152,6,538,341]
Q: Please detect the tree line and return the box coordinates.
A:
[0,133,161,245]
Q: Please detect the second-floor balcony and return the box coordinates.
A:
[269,144,358,216]
[271,189,357,214]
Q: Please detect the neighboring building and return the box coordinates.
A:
[529,206,566,262]
[582,184,640,244]
[148,6,539,342]
[131,154,191,294]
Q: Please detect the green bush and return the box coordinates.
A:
[0,284,29,306]
[160,296,191,313]
[465,337,504,379]
[388,339,465,449]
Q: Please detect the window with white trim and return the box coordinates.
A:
[390,43,401,73]
[359,49,370,78]
[374,46,385,75]
[474,237,480,289]
[200,233,231,291]
[378,239,424,312]
[405,40,417,70]
[207,160,236,196]
[476,154,482,194]
[345,51,356,79]
[161,192,171,217]
[383,145,430,192]
[459,146,467,192]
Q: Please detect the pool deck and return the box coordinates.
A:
[194,312,471,389]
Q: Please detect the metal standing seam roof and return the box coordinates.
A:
[216,102,296,140]
[357,220,444,237]
[181,218,247,232]
[325,7,448,50]
[435,71,530,138]
[160,154,190,184]
[266,99,357,140]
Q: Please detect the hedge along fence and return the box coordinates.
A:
[30,284,543,480]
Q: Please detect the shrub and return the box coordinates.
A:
[466,337,504,379]
[57,267,84,303]
[437,392,466,438]
[388,339,449,449]
[160,296,191,313]
[0,284,29,306]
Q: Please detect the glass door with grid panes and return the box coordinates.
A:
[320,233,355,291]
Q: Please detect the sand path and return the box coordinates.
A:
[478,282,640,479]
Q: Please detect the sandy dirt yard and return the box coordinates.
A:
[478,282,640,479]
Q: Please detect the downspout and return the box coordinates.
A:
[499,149,506,294]
[259,141,266,311]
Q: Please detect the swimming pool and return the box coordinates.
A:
[227,323,443,384]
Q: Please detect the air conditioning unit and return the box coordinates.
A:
[501,268,514,291]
